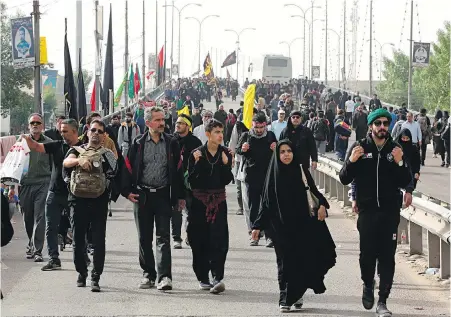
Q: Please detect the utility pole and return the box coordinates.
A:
[155,1,158,85]
[124,0,129,107]
[142,0,146,95]
[94,0,101,111]
[369,0,373,96]
[310,1,314,79]
[76,0,82,72]
[325,0,328,84]
[33,0,41,113]
[164,0,167,81]
[407,0,413,109]
[343,0,346,89]
[170,0,174,78]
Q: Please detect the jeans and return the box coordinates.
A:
[236,179,244,210]
[45,191,68,261]
[134,187,172,283]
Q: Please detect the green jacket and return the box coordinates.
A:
[21,134,52,186]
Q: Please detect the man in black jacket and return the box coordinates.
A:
[172,114,202,249]
[279,110,318,169]
[236,113,277,246]
[121,106,185,291]
[339,108,412,317]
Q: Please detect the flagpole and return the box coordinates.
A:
[155,0,158,86]
[164,0,167,82]
[124,0,129,107]
[142,0,146,96]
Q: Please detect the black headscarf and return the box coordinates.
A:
[395,128,414,160]
[261,139,307,224]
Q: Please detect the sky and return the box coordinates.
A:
[4,0,451,91]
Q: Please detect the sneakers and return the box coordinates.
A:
[91,280,101,292]
[173,241,182,249]
[41,260,61,271]
[293,297,303,310]
[76,274,87,287]
[249,239,259,246]
[376,302,392,317]
[34,254,44,262]
[139,277,155,289]
[157,277,173,291]
[210,280,225,294]
[236,209,243,215]
[279,305,291,313]
[362,280,375,310]
[266,239,274,248]
[199,281,212,291]
[26,249,34,259]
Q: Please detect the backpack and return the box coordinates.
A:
[417,115,431,143]
[70,146,108,199]
[313,120,327,141]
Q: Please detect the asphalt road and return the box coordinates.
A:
[1,99,449,317]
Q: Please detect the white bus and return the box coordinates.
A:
[262,55,292,83]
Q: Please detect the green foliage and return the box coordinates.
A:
[74,69,93,91]
[377,21,450,113]
[0,2,34,119]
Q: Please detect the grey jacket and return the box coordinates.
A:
[21,134,52,186]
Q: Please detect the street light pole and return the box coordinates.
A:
[279,37,303,58]
[324,28,340,86]
[186,14,220,75]
[225,28,256,82]
[163,3,202,78]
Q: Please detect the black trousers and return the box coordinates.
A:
[187,199,229,283]
[134,187,172,283]
[420,140,427,164]
[70,195,108,281]
[357,208,400,300]
[247,180,264,227]
[444,141,451,165]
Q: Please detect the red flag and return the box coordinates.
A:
[134,63,141,95]
[157,45,165,85]
[158,46,164,67]
[90,85,96,111]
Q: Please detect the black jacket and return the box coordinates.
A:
[339,135,412,210]
[174,132,202,173]
[279,119,318,167]
[44,128,63,141]
[121,132,184,207]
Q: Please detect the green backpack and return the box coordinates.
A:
[70,146,107,198]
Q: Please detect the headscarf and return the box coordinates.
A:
[261,139,306,224]
[395,128,414,160]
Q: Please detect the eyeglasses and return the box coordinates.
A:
[291,115,301,119]
[29,121,42,126]
[90,128,105,134]
[373,120,390,127]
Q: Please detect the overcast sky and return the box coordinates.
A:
[4,0,450,89]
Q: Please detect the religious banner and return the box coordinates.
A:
[11,17,35,69]
[312,66,320,79]
[412,42,430,67]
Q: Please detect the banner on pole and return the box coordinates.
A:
[172,64,179,76]
[412,42,430,67]
[40,37,48,65]
[312,66,320,79]
[11,17,35,69]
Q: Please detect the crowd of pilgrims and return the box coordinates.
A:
[2,77,445,317]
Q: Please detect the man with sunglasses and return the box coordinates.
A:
[279,110,318,170]
[339,108,412,317]
[18,114,53,263]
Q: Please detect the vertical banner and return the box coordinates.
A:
[312,66,320,79]
[40,37,48,65]
[412,42,430,67]
[11,17,35,69]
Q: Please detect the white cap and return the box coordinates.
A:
[278,109,285,114]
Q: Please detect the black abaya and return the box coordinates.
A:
[253,140,336,306]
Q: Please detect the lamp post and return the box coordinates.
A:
[224,27,256,82]
[323,28,341,86]
[367,39,395,81]
[186,14,220,75]
[279,37,303,57]
[163,2,201,77]
[285,3,321,77]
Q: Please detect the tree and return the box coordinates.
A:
[0,2,34,118]
[73,69,93,91]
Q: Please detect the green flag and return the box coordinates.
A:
[114,72,127,107]
[128,64,135,99]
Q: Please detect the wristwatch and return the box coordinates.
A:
[398,160,404,167]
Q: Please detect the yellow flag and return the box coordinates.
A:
[40,37,48,65]
[243,84,255,129]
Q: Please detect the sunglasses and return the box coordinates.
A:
[29,121,42,126]
[291,115,301,119]
[373,120,390,127]
[90,128,105,134]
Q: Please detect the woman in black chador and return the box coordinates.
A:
[252,140,336,313]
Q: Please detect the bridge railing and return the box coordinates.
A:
[313,155,450,279]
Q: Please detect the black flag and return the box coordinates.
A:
[77,48,87,125]
[102,4,114,113]
[64,18,77,120]
[221,51,237,68]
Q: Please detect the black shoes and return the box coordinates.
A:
[376,302,392,317]
[362,280,375,310]
[91,280,101,292]
[41,260,62,271]
[76,274,87,287]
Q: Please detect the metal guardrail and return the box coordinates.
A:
[313,155,450,279]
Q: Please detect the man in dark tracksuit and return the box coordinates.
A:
[172,114,202,248]
[339,108,412,317]
[279,110,318,169]
[236,113,277,246]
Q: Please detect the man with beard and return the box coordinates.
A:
[279,110,318,169]
[63,120,117,291]
[236,113,277,246]
[172,114,202,249]
[186,119,233,293]
[339,108,412,317]
[23,119,83,271]
[353,104,369,141]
